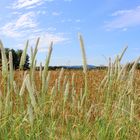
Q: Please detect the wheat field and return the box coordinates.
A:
[0,35,140,140]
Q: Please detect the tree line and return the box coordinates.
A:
[0,48,29,70]
[0,48,140,70]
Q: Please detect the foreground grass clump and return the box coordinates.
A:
[0,35,140,140]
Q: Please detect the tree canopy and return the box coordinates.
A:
[0,48,29,70]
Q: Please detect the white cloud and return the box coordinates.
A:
[0,12,37,37]
[12,0,53,9]
[37,10,47,15]
[31,32,68,44]
[61,19,72,23]
[11,11,22,15]
[47,27,56,31]
[16,12,37,28]
[105,6,140,30]
[52,12,61,16]
[1,0,69,48]
[0,23,21,37]
[11,31,69,51]
[12,0,43,9]
[133,47,140,51]
[41,33,68,44]
[29,32,69,52]
[111,10,132,16]
[75,19,81,22]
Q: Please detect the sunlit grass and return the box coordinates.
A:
[0,34,140,139]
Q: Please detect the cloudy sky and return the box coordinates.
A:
[0,0,140,66]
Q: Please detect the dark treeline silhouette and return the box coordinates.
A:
[0,48,29,70]
[36,65,107,71]
[126,62,140,70]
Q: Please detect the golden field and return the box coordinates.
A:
[0,36,140,139]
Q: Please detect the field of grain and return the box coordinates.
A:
[13,69,106,94]
[0,35,140,139]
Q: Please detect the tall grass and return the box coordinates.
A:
[0,35,140,139]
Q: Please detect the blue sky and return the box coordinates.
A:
[0,0,140,66]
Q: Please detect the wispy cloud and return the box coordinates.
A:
[0,23,21,37]
[41,33,68,44]
[47,27,56,31]
[0,12,37,37]
[52,12,61,16]
[14,32,69,51]
[0,20,68,48]
[29,32,69,52]
[105,6,140,30]
[1,0,69,49]
[111,9,132,16]
[16,12,37,28]
[37,10,47,15]
[12,0,53,9]
[61,18,72,23]
[75,19,81,23]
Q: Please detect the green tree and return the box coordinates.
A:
[16,49,30,69]
[0,48,30,70]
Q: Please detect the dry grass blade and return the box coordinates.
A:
[25,74,37,109]
[0,90,3,118]
[31,37,40,68]
[130,56,140,73]
[119,46,128,62]
[44,71,51,94]
[64,81,69,104]
[130,100,134,122]
[43,42,53,74]
[58,68,64,92]
[39,62,42,79]
[71,73,75,88]
[9,51,14,90]
[78,33,87,74]
[117,63,129,81]
[42,43,53,94]
[0,40,8,78]
[27,104,34,126]
[78,34,88,95]
[19,72,27,96]
[19,40,29,70]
